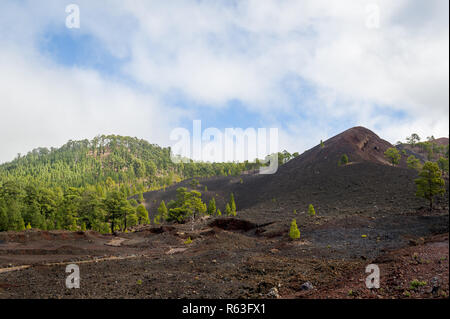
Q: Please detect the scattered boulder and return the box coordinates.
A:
[430,276,441,295]
[299,281,314,291]
[166,247,187,255]
[267,287,280,299]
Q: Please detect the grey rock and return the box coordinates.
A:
[299,281,314,291]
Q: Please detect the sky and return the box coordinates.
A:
[0,0,448,164]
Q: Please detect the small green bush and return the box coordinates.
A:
[339,154,349,166]
[410,279,427,290]
[308,204,316,216]
[289,219,300,240]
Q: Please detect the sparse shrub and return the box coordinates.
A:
[339,154,349,166]
[409,279,427,290]
[184,237,192,245]
[308,204,316,216]
[293,209,297,215]
[289,219,300,240]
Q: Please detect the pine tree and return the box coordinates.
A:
[136,204,150,225]
[207,198,216,215]
[154,200,168,224]
[414,162,445,211]
[18,218,26,231]
[308,204,316,216]
[225,203,232,216]
[339,154,349,166]
[229,193,236,216]
[216,209,222,216]
[289,219,300,240]
[126,213,139,228]
[0,205,8,231]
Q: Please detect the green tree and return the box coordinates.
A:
[229,193,236,216]
[308,204,316,216]
[126,213,139,228]
[207,198,216,215]
[154,200,168,224]
[136,204,150,225]
[406,133,420,146]
[167,188,206,224]
[384,147,401,165]
[407,155,421,171]
[138,193,145,204]
[437,157,449,174]
[289,219,300,240]
[320,140,324,148]
[339,154,349,166]
[225,203,232,216]
[0,203,8,231]
[414,162,445,211]
[104,190,129,233]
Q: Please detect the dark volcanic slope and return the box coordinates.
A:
[281,126,393,171]
[141,126,447,225]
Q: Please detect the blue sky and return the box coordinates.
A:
[0,0,448,163]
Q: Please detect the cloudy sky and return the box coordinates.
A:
[0,0,448,163]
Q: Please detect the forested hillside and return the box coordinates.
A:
[0,135,262,232]
[0,135,262,191]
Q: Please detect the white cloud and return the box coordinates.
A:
[0,0,448,163]
[0,47,185,163]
